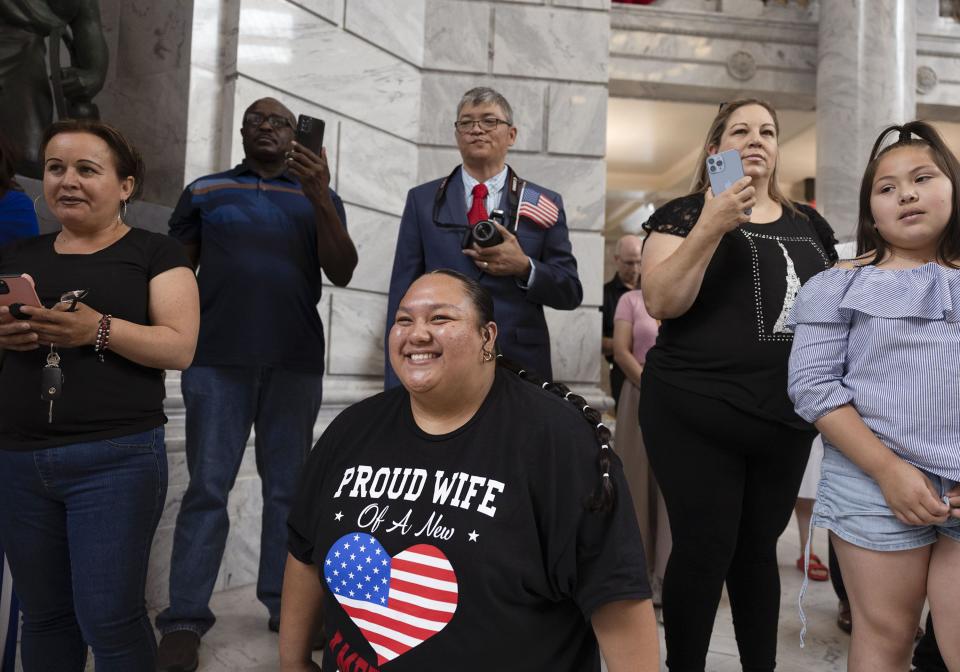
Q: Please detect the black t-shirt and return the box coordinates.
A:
[601,274,630,365]
[642,194,838,429]
[0,228,190,450]
[288,368,650,672]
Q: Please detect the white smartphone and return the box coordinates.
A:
[706,149,751,216]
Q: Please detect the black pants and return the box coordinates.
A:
[639,373,812,672]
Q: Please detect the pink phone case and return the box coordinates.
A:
[0,275,42,311]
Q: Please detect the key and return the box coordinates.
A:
[42,350,62,424]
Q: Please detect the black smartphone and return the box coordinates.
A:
[296,114,325,155]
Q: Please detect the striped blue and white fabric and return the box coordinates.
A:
[0,546,18,672]
[787,263,960,481]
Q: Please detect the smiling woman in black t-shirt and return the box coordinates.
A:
[280,270,658,672]
[638,99,838,672]
[0,119,199,672]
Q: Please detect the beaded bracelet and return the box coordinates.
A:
[94,314,112,362]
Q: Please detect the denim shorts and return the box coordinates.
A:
[813,444,960,551]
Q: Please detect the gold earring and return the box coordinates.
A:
[481,349,494,362]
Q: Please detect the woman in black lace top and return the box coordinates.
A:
[637,99,838,672]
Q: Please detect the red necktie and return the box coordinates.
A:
[467,183,489,225]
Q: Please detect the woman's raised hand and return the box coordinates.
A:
[0,306,40,351]
[19,302,100,349]
[699,177,755,235]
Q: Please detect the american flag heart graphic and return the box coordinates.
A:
[324,532,459,665]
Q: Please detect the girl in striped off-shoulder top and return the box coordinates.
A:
[788,121,960,672]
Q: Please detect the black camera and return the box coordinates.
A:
[462,209,506,249]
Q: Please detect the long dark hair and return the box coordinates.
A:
[430,269,616,513]
[690,98,796,216]
[856,121,960,267]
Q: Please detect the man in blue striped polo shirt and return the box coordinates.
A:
[156,97,357,671]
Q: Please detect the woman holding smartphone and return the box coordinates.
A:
[0,119,199,671]
[638,99,838,671]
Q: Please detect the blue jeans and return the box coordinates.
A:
[0,427,167,672]
[156,365,323,636]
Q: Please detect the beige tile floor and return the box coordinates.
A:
[30,515,851,671]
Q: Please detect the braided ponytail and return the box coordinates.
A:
[495,355,616,513]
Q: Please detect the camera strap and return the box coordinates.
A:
[432,165,524,233]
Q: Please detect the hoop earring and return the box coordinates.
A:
[33,195,42,218]
[481,349,494,363]
[118,200,128,223]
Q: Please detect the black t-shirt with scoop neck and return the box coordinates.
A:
[642,193,838,430]
[287,367,651,672]
[0,227,190,450]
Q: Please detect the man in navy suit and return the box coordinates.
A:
[385,87,582,386]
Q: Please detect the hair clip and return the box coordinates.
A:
[898,129,912,144]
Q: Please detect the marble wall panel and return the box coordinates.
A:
[345,0,426,65]
[185,67,237,186]
[553,0,610,8]
[115,0,192,79]
[337,120,418,217]
[327,290,388,375]
[611,5,815,45]
[569,231,603,307]
[492,5,609,83]
[608,56,816,99]
[506,154,606,232]
[547,83,607,157]
[609,31,816,72]
[96,70,190,206]
[545,307,601,383]
[420,73,545,152]
[237,0,420,142]
[423,0,490,73]
[417,148,605,232]
[917,54,960,86]
[230,76,342,192]
[340,205,402,294]
[97,0,122,83]
[191,0,242,72]
[292,0,344,25]
[721,0,816,21]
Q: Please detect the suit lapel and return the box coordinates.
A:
[436,166,470,228]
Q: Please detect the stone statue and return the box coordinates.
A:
[0,0,108,178]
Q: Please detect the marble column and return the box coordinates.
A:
[816,0,916,241]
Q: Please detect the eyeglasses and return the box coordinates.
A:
[243,112,293,129]
[454,117,511,133]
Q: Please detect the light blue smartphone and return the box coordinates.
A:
[706,149,751,216]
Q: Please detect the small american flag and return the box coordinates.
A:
[518,186,559,229]
[324,532,459,665]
